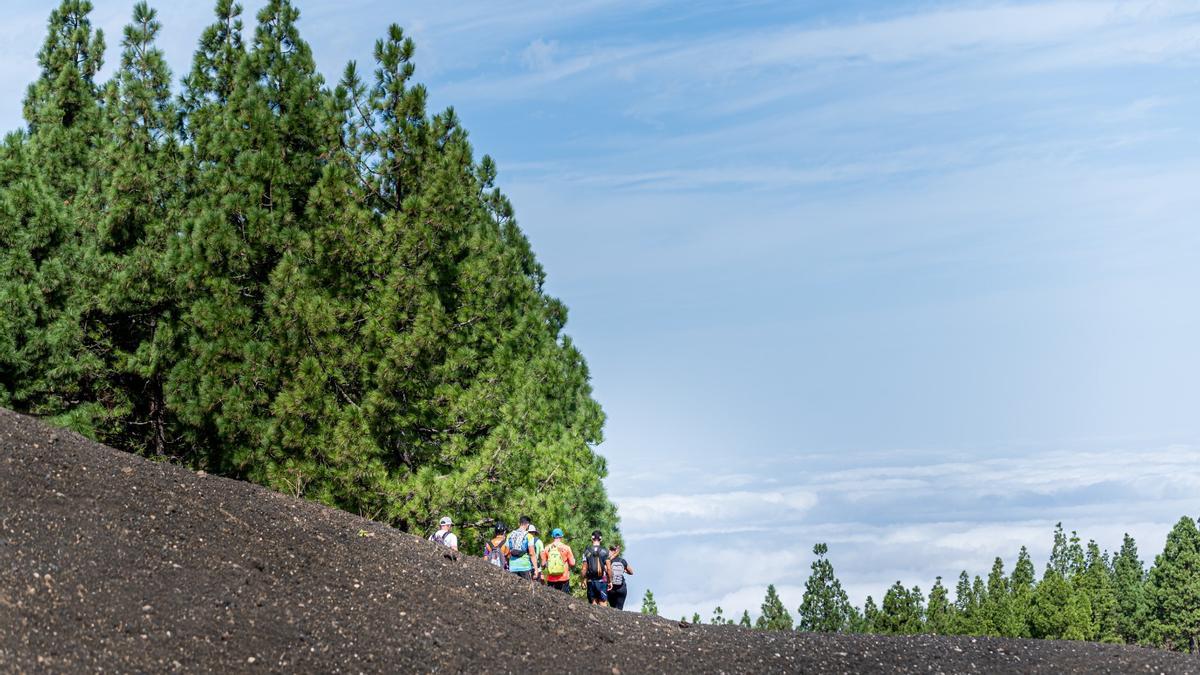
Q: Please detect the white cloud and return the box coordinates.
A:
[521,38,560,72]
[616,489,818,531]
[616,445,1199,620]
[816,446,1200,499]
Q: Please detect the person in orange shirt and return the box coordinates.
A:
[541,528,576,593]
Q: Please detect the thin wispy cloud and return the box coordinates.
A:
[438,1,1200,106]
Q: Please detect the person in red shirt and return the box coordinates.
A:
[541,528,576,593]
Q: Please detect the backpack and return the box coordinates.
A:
[485,540,507,569]
[507,530,530,559]
[584,545,605,580]
[545,543,568,577]
[431,530,448,547]
[610,558,626,587]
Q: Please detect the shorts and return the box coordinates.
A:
[608,584,627,610]
[511,569,534,580]
[549,580,571,594]
[586,579,608,603]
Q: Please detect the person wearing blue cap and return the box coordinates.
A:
[541,528,576,593]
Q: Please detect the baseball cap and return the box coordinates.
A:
[439,516,453,526]
[551,528,564,538]
[591,530,602,540]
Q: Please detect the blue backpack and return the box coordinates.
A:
[507,530,530,559]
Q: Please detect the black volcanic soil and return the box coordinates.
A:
[0,408,1196,674]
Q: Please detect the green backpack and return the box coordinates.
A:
[545,543,567,576]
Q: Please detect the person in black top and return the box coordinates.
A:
[582,530,609,606]
[606,544,634,610]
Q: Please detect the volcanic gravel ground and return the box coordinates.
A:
[1,408,1197,673]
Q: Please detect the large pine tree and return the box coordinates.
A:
[0,1,105,431]
[76,1,183,455]
[2,0,619,553]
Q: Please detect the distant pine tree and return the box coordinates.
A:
[861,595,880,633]
[739,610,753,628]
[1030,565,1090,640]
[640,589,658,616]
[798,543,853,633]
[877,582,924,635]
[1010,547,1036,638]
[1076,540,1119,642]
[950,571,979,634]
[925,576,952,635]
[1142,517,1200,651]
[755,585,793,631]
[1111,533,1146,644]
[982,557,1022,637]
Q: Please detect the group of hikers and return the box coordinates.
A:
[430,515,634,610]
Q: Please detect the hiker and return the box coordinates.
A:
[505,515,540,580]
[484,522,508,570]
[429,516,458,551]
[541,528,575,594]
[582,530,609,606]
[527,524,546,582]
[606,544,633,610]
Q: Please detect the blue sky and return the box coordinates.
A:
[4,0,1200,621]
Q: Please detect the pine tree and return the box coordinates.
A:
[861,595,881,633]
[640,589,658,616]
[925,576,953,635]
[172,0,335,480]
[1076,540,1119,642]
[710,606,727,625]
[755,585,793,631]
[1143,516,1200,651]
[1049,523,1070,577]
[1010,546,1036,638]
[846,605,870,633]
[1111,533,1146,644]
[1067,530,1086,578]
[75,1,183,455]
[1030,564,1090,640]
[3,0,623,556]
[950,571,978,634]
[1049,523,1087,580]
[981,556,1022,637]
[877,582,924,635]
[0,0,105,431]
[798,543,853,632]
[739,610,752,628]
[290,23,620,536]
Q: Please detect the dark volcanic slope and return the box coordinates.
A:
[0,409,1195,674]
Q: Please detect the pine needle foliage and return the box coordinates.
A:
[0,0,618,552]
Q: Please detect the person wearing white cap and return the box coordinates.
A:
[527,524,546,582]
[429,516,458,551]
